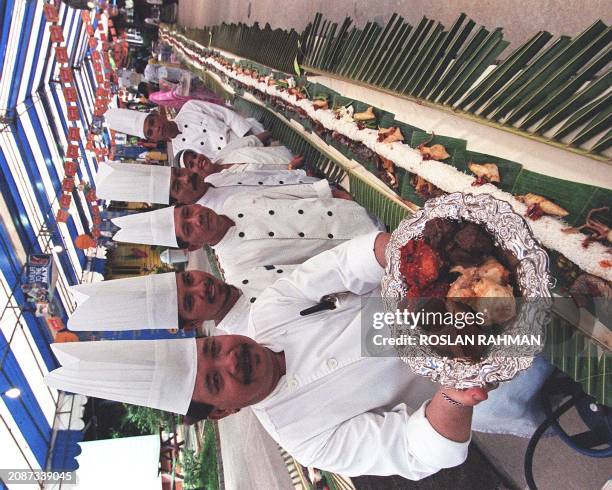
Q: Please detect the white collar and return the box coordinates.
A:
[215,294,250,334]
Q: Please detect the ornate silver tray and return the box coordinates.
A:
[381,192,552,388]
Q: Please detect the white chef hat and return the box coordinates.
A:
[68,272,178,331]
[174,149,188,167]
[105,108,148,139]
[44,338,197,414]
[96,161,171,204]
[111,207,178,247]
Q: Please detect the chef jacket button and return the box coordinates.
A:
[258,181,264,185]
[184,125,188,128]
[268,232,274,237]
[242,279,249,284]
[288,378,298,388]
[327,211,333,216]
[237,182,242,185]
[277,269,283,274]
[250,297,256,303]
[220,136,224,140]
[328,234,334,238]
[182,138,186,142]
[203,129,207,133]
[217,146,222,150]
[298,232,304,237]
[237,213,244,218]
[268,210,274,215]
[239,232,245,237]
[298,209,304,214]
[327,358,338,369]
[279,181,284,184]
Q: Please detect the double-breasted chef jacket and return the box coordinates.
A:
[197,181,322,213]
[214,264,297,336]
[171,100,263,158]
[248,232,468,479]
[210,183,383,285]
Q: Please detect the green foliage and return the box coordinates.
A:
[199,423,219,490]
[181,449,202,489]
[121,404,172,435]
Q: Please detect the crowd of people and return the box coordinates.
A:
[44,47,552,480]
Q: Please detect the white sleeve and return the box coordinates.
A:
[182,100,252,137]
[275,231,384,302]
[294,401,470,479]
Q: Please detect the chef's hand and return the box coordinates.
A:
[374,232,391,268]
[287,155,304,169]
[425,384,496,443]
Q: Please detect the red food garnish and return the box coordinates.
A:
[525,203,544,220]
[471,176,488,187]
[399,239,442,297]
[600,260,612,268]
[356,122,366,130]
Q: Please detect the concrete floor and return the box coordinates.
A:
[177,0,611,51]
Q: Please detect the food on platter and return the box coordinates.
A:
[562,206,611,248]
[516,193,569,220]
[397,217,518,361]
[312,99,329,110]
[378,155,399,188]
[411,175,444,200]
[353,106,376,121]
[377,126,404,144]
[418,142,450,161]
[469,162,500,185]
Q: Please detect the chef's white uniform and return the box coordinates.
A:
[171,101,264,158]
[197,181,322,212]
[210,183,383,284]
[248,232,467,479]
[205,168,317,188]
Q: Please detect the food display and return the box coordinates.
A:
[397,218,518,361]
[382,192,552,388]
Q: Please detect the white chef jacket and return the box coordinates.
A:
[211,184,383,284]
[215,139,295,168]
[248,233,469,479]
[171,101,262,158]
[197,180,323,212]
[205,168,318,187]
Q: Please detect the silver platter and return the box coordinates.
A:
[381,192,552,388]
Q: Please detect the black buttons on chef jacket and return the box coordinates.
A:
[184,124,188,128]
[237,182,242,185]
[202,129,207,132]
[268,210,274,215]
[217,146,222,150]
[237,213,244,218]
[200,141,204,145]
[239,232,245,237]
[298,209,304,214]
[298,232,305,237]
[328,234,334,238]
[327,211,333,216]
[279,181,284,184]
[268,232,274,237]
[250,297,256,303]
[242,279,249,284]
[277,269,283,274]
[182,138,186,142]
[258,181,264,185]
[219,136,224,140]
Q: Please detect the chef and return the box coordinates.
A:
[66,268,292,335]
[176,135,305,168]
[94,161,319,211]
[110,190,383,284]
[175,147,309,188]
[44,232,490,480]
[104,105,268,159]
